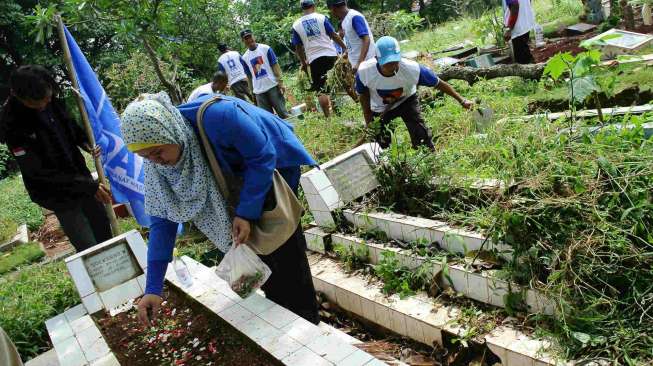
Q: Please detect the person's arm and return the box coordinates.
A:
[355,73,373,125]
[326,18,347,54]
[268,48,285,92]
[292,29,308,72]
[138,216,178,325]
[351,15,371,71]
[504,0,519,40]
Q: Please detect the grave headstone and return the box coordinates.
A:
[65,230,148,313]
[565,23,597,35]
[300,143,381,228]
[589,29,653,59]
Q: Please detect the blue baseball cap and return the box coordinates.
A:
[300,0,315,8]
[375,36,402,65]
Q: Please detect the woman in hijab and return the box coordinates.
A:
[121,92,319,325]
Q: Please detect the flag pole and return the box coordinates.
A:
[55,14,120,237]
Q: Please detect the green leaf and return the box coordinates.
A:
[570,76,599,103]
[572,331,591,345]
[544,53,574,80]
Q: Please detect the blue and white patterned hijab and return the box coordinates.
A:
[121,92,232,253]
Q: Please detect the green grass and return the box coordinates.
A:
[0,218,18,243]
[0,243,45,276]
[0,175,44,232]
[0,262,79,361]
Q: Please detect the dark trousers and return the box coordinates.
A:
[258,166,319,324]
[255,86,289,119]
[230,79,255,104]
[373,94,435,150]
[512,32,534,64]
[54,196,112,252]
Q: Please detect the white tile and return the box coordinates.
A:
[320,186,342,210]
[421,321,443,347]
[259,304,300,329]
[360,298,377,325]
[307,193,331,213]
[126,231,148,269]
[373,303,392,330]
[365,359,389,366]
[50,321,74,346]
[525,290,555,315]
[487,278,510,308]
[136,274,146,292]
[319,323,361,345]
[300,176,319,195]
[507,351,536,366]
[388,309,408,337]
[55,337,86,366]
[467,273,490,304]
[82,337,110,362]
[282,346,333,366]
[66,258,95,298]
[90,353,120,366]
[388,222,404,241]
[239,316,283,343]
[239,293,276,315]
[260,334,303,359]
[309,171,332,191]
[75,323,102,349]
[45,314,68,333]
[447,266,468,295]
[335,288,352,312]
[282,317,329,345]
[307,333,358,364]
[404,316,426,344]
[346,292,363,317]
[99,278,143,310]
[184,281,210,298]
[218,303,255,326]
[336,349,375,366]
[314,211,336,228]
[82,293,103,315]
[70,315,94,334]
[64,304,88,324]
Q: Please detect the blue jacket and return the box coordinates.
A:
[145,95,315,296]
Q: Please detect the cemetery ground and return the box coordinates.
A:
[1,0,653,364]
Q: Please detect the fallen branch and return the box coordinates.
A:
[438,63,546,84]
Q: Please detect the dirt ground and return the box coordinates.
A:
[32,214,74,259]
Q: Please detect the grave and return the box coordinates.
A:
[588,28,653,59]
[565,23,597,35]
[65,230,147,313]
[0,223,29,253]
[300,143,382,227]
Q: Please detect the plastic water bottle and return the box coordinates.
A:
[534,24,545,48]
[173,249,193,287]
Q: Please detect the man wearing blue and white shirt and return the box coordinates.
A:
[292,0,346,117]
[327,0,375,73]
[241,30,289,118]
[356,36,473,150]
[217,44,255,103]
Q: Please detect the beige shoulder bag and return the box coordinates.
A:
[196,95,303,255]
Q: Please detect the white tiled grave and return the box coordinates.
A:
[65,230,147,314]
[309,254,564,366]
[587,28,653,59]
[301,143,382,228]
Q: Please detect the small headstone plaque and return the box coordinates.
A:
[83,241,142,292]
[324,150,379,203]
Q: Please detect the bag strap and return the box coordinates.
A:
[196,95,231,201]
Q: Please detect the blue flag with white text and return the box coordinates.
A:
[64,25,150,227]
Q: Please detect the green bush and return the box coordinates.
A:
[0,242,45,275]
[0,175,44,232]
[0,218,18,243]
[0,144,18,180]
[367,11,424,41]
[0,262,79,360]
[104,51,196,112]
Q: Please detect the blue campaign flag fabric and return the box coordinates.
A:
[63,25,150,227]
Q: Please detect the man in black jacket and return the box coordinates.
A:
[0,65,112,252]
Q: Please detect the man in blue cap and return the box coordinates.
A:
[292,0,347,117]
[355,36,473,150]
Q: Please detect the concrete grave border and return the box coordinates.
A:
[329,233,554,315]
[300,143,383,228]
[0,223,29,253]
[309,255,562,366]
[65,230,148,314]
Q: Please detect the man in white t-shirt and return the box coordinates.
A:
[292,0,347,117]
[240,29,289,119]
[355,36,473,150]
[327,0,375,73]
[503,0,536,64]
[217,43,255,103]
[186,71,227,102]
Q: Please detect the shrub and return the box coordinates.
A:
[0,144,18,180]
[104,51,196,112]
[0,242,45,275]
[0,217,18,243]
[367,11,424,41]
[0,262,79,360]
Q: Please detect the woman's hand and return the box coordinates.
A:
[232,216,251,245]
[137,294,163,326]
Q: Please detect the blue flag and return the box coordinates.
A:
[64,25,150,227]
